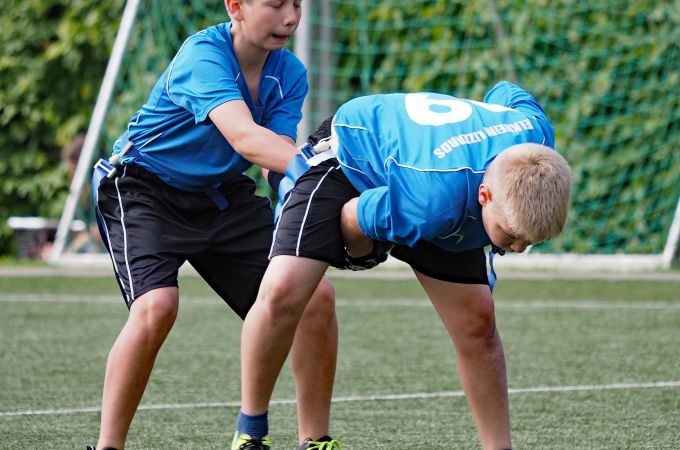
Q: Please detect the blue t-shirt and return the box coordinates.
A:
[332,81,555,252]
[111,22,308,191]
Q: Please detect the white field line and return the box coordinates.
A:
[340,299,680,310]
[1,294,679,310]
[1,380,679,418]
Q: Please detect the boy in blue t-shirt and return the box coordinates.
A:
[239,81,572,449]
[90,2,340,450]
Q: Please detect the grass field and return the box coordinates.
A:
[1,270,679,449]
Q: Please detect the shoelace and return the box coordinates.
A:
[305,439,342,450]
[238,437,271,450]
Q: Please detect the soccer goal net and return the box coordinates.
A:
[53,0,680,271]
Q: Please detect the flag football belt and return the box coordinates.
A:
[486,245,506,292]
[275,132,339,204]
[299,122,340,167]
[92,133,230,211]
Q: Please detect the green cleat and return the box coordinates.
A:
[231,431,272,450]
[296,436,342,450]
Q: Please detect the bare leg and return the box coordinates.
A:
[414,271,511,450]
[291,276,338,440]
[96,287,179,449]
[240,256,330,431]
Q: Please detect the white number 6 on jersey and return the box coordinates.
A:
[404,93,472,126]
[404,93,514,126]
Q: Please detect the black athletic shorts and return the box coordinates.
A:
[95,164,273,318]
[270,159,489,285]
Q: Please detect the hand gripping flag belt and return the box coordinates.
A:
[93,124,503,289]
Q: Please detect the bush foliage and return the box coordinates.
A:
[1,1,678,256]
[327,0,680,254]
[0,0,123,254]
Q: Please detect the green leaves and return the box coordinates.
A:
[1,0,678,257]
[0,0,122,254]
[319,0,680,254]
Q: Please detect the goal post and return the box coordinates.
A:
[52,0,680,271]
[662,196,680,268]
[50,0,141,263]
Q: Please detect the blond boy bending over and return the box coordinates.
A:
[239,81,572,449]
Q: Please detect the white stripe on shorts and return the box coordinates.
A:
[113,166,135,304]
[296,165,339,256]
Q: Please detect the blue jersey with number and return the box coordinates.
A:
[332,81,554,252]
[111,22,307,192]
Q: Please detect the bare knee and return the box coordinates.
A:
[259,277,313,323]
[128,288,179,343]
[451,297,498,355]
[300,277,336,328]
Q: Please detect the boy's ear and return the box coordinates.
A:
[478,184,492,206]
[225,0,245,21]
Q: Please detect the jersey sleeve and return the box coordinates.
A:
[484,81,555,148]
[263,66,308,140]
[166,35,243,123]
[356,168,467,247]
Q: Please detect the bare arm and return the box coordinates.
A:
[340,198,374,257]
[209,99,297,173]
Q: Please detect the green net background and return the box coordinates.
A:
[87,0,679,256]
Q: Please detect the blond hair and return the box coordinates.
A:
[485,143,572,243]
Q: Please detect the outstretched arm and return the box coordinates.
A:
[210,99,298,174]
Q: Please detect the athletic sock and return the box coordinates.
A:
[236,410,269,439]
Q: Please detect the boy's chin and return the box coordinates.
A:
[268,36,290,48]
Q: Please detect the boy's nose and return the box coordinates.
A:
[282,4,299,27]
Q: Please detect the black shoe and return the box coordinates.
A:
[296,436,342,450]
[86,446,119,450]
